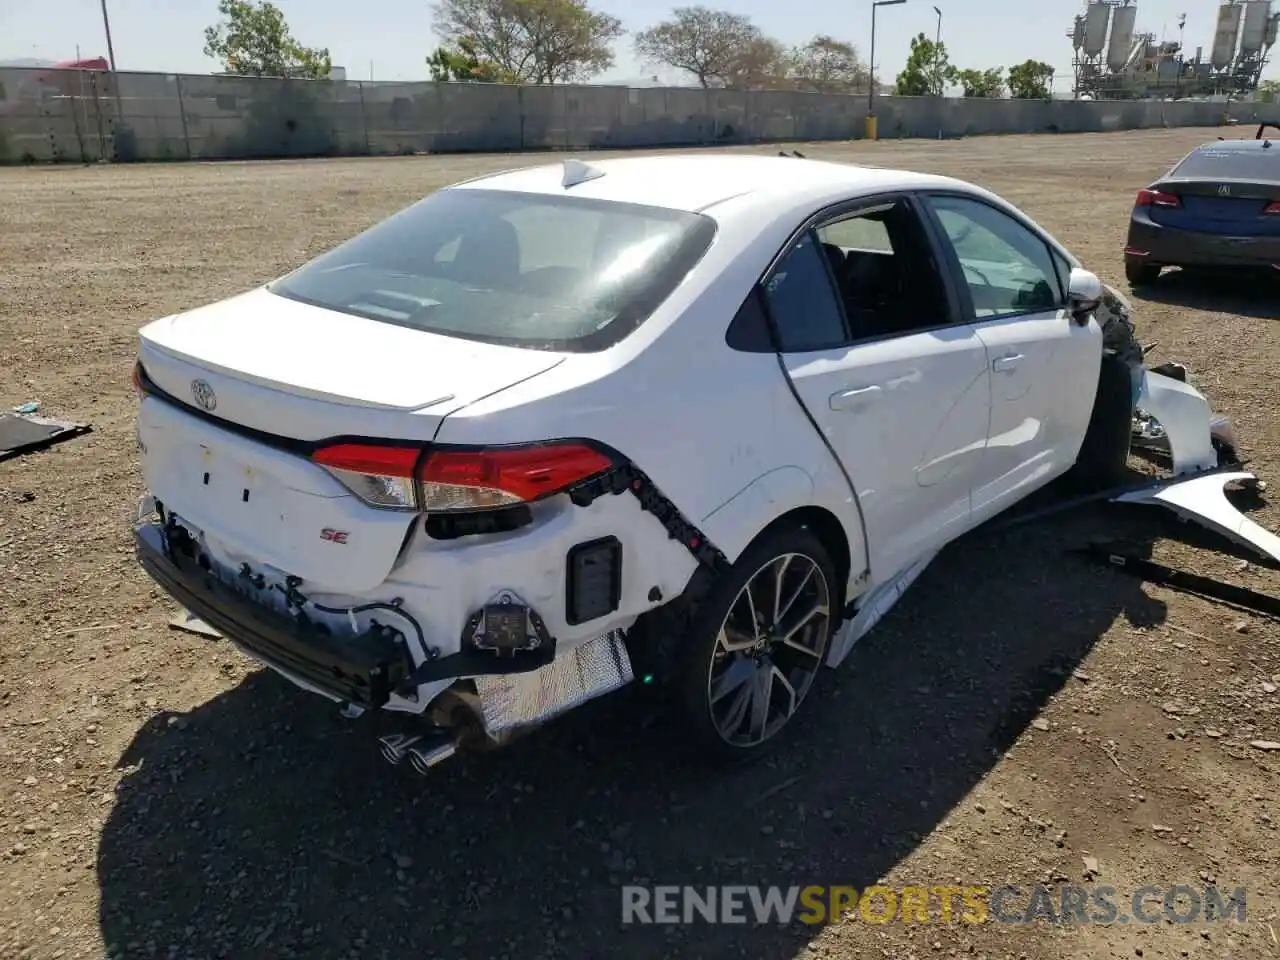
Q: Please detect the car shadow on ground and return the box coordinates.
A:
[97,502,1172,960]
[1128,268,1280,321]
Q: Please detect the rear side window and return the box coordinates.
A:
[761,232,848,351]
[1172,146,1280,181]
[269,188,716,352]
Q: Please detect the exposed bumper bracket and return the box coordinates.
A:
[135,523,414,709]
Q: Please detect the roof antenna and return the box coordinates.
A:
[561,158,606,188]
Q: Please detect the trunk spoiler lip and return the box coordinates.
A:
[138,334,461,413]
[1152,176,1280,198]
[133,358,628,476]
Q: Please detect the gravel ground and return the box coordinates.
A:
[1,129,1279,960]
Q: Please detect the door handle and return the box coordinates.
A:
[992,353,1024,374]
[829,385,882,411]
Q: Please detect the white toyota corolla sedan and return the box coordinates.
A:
[131,153,1141,773]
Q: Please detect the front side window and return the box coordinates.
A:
[925,195,1063,319]
[816,198,952,339]
[269,188,716,352]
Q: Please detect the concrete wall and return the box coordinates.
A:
[2,66,1277,164]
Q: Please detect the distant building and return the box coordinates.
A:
[53,57,110,70]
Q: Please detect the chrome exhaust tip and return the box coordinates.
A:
[378,733,421,765]
[406,740,457,776]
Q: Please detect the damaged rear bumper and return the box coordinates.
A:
[136,518,637,736]
[135,520,416,709]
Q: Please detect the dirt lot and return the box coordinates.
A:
[1,128,1279,960]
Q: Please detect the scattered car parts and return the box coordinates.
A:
[1113,471,1280,566]
[1073,543,1280,620]
[0,411,91,462]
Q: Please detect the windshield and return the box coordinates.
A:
[268,187,717,352]
[1172,146,1280,182]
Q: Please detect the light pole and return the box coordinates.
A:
[867,0,907,140]
[933,6,942,94]
[100,0,117,69]
[931,6,942,96]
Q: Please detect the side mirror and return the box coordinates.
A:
[1066,267,1103,324]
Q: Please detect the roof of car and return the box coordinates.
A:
[448,153,969,214]
[1191,138,1277,154]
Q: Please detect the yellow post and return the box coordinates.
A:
[865,114,878,141]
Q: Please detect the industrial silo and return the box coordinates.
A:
[1072,14,1087,50]
[1212,2,1244,68]
[1240,0,1273,53]
[1084,2,1112,57]
[1108,4,1140,70]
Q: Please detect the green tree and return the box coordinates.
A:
[956,66,1004,98]
[431,0,623,84]
[788,35,869,94]
[1259,78,1280,102]
[427,36,512,81]
[203,0,332,78]
[634,6,765,88]
[1007,59,1055,99]
[895,32,956,97]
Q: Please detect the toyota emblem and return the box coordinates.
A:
[191,379,217,411]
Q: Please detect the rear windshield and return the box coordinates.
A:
[1171,145,1280,182]
[269,187,717,352]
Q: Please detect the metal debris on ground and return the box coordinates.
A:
[168,609,222,638]
[1072,544,1280,620]
[0,412,91,463]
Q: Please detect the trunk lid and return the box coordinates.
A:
[137,286,565,440]
[137,394,417,594]
[1150,178,1280,237]
[135,286,566,594]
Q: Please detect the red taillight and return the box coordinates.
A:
[309,440,614,512]
[1264,201,1280,215]
[132,361,148,398]
[418,444,615,509]
[1136,188,1181,208]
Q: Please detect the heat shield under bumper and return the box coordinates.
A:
[474,629,634,734]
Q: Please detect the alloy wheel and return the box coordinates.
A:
[706,552,832,747]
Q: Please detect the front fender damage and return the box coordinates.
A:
[826,285,1274,666]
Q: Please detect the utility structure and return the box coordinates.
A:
[866,0,906,140]
[1068,0,1280,99]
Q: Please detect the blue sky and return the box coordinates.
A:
[3,0,1274,86]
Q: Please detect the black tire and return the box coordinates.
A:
[1066,355,1135,492]
[673,524,838,763]
[1125,260,1161,286]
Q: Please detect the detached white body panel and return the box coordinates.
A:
[1115,471,1280,564]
